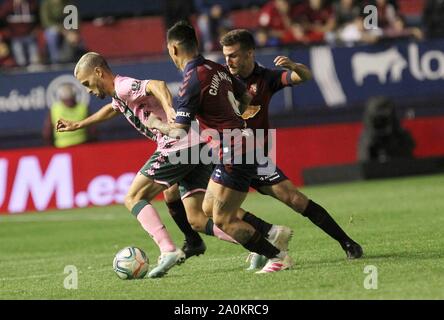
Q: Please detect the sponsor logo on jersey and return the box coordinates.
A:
[177,111,191,118]
[131,80,141,92]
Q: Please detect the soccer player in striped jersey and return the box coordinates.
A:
[154,21,295,273]
[220,29,363,269]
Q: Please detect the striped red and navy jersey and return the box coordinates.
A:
[233,63,293,130]
[175,55,247,132]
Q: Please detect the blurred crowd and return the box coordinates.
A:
[0,0,86,69]
[1,0,444,69]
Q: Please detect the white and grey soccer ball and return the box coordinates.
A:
[113,247,149,280]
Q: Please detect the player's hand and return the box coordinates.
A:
[274,56,297,70]
[242,105,261,120]
[56,119,80,132]
[166,108,176,124]
[145,113,161,129]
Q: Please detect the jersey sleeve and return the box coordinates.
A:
[175,69,201,125]
[115,77,150,104]
[265,69,292,93]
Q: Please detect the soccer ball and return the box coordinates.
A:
[113,247,149,280]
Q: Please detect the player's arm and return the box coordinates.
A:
[56,103,118,132]
[237,91,253,115]
[274,56,312,84]
[146,114,188,139]
[145,80,176,123]
[148,69,200,138]
[232,76,261,119]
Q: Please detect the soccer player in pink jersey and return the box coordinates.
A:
[57,52,194,277]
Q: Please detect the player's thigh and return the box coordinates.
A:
[163,184,180,203]
[206,179,248,217]
[179,163,212,216]
[126,172,166,207]
[181,191,208,232]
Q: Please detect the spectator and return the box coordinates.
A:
[39,0,71,64]
[336,15,380,46]
[383,14,423,41]
[42,84,94,148]
[0,0,40,67]
[358,96,415,162]
[163,0,194,30]
[0,32,15,68]
[373,0,398,30]
[258,0,299,45]
[294,0,336,43]
[423,0,444,38]
[195,0,232,52]
[58,29,87,63]
[332,0,361,29]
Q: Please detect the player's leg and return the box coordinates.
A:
[163,184,206,259]
[179,164,237,244]
[181,191,237,243]
[203,164,295,273]
[258,178,363,259]
[125,173,185,268]
[128,152,190,278]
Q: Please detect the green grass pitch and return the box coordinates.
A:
[1,174,443,300]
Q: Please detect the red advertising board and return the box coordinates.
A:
[1,116,444,214]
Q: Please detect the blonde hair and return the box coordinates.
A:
[74,52,110,77]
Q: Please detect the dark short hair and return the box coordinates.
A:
[220,29,256,51]
[167,20,198,53]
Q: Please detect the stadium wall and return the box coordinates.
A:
[1,116,444,214]
[2,38,444,149]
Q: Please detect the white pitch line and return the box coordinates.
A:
[0,214,122,223]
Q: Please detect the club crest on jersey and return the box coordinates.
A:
[132,80,141,92]
[249,83,257,95]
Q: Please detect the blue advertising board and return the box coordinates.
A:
[1,39,444,136]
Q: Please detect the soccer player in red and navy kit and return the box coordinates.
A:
[156,21,294,273]
[220,29,363,268]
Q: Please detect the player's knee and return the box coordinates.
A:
[124,192,142,211]
[187,215,206,233]
[213,213,233,231]
[202,199,213,217]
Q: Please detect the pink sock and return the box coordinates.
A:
[137,204,176,253]
[213,225,238,244]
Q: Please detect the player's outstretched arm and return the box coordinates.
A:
[56,103,118,132]
[146,80,176,124]
[274,56,312,84]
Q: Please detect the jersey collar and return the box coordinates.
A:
[183,55,205,75]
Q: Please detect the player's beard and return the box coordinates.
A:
[96,83,107,99]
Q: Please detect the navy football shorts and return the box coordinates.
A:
[250,166,288,194]
[211,163,257,192]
